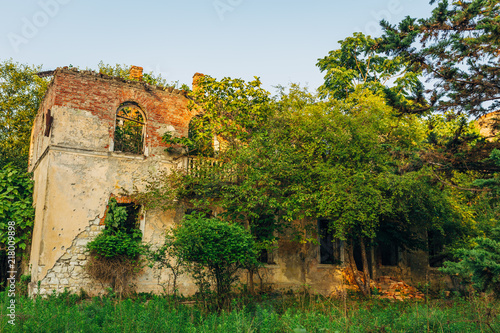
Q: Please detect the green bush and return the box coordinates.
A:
[170,213,259,300]
[0,164,34,252]
[441,232,500,298]
[87,198,143,259]
[88,230,143,259]
[85,198,144,296]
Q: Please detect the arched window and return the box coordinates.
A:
[114,102,145,154]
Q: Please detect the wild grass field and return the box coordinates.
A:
[1,290,498,332]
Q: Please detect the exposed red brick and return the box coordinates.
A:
[41,68,197,151]
[99,195,135,225]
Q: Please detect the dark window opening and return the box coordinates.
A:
[318,219,341,265]
[379,242,399,266]
[258,249,269,264]
[352,242,364,271]
[352,241,373,276]
[428,230,445,267]
[251,214,276,265]
[114,102,145,154]
[117,202,141,235]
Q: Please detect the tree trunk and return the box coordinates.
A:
[359,237,371,296]
[346,239,370,297]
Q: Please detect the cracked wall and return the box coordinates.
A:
[28,68,198,296]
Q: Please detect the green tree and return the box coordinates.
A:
[0,59,48,169]
[440,149,500,297]
[380,0,500,117]
[178,80,456,295]
[170,213,259,305]
[0,164,34,288]
[261,88,438,295]
[441,234,500,297]
[165,75,273,156]
[317,32,427,113]
[156,76,467,296]
[0,164,34,253]
[0,59,47,290]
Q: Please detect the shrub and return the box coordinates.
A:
[441,230,500,298]
[170,213,259,304]
[88,230,142,258]
[86,198,144,296]
[0,164,34,252]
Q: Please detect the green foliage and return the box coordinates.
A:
[317,32,426,113]
[0,293,498,332]
[170,213,259,298]
[441,148,500,297]
[473,149,500,192]
[441,234,500,297]
[164,75,273,155]
[225,87,444,244]
[86,199,144,296]
[380,0,500,116]
[0,59,48,169]
[97,61,189,90]
[87,198,143,259]
[88,231,143,259]
[158,78,465,267]
[0,164,34,253]
[158,78,468,298]
[114,104,145,154]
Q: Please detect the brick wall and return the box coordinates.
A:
[46,67,195,152]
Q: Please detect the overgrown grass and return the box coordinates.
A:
[0,290,498,332]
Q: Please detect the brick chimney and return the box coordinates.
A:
[192,72,205,91]
[129,66,143,81]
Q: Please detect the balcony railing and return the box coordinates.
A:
[186,156,236,183]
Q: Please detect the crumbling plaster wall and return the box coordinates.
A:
[242,220,344,296]
[477,111,500,141]
[28,68,198,296]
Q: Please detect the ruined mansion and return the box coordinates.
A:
[27,67,437,297]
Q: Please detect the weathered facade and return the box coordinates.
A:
[28,67,433,297]
[477,111,500,140]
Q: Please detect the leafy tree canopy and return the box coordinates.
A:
[0,164,34,252]
[379,0,500,116]
[169,212,259,298]
[317,32,427,114]
[164,75,273,157]
[0,59,48,170]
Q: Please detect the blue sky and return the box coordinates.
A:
[1,0,434,93]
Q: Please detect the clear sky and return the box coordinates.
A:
[1,0,434,93]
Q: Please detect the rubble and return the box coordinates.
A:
[374,276,425,301]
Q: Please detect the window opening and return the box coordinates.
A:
[117,202,141,235]
[251,214,276,265]
[114,102,145,154]
[428,230,445,267]
[379,242,399,266]
[318,219,341,265]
